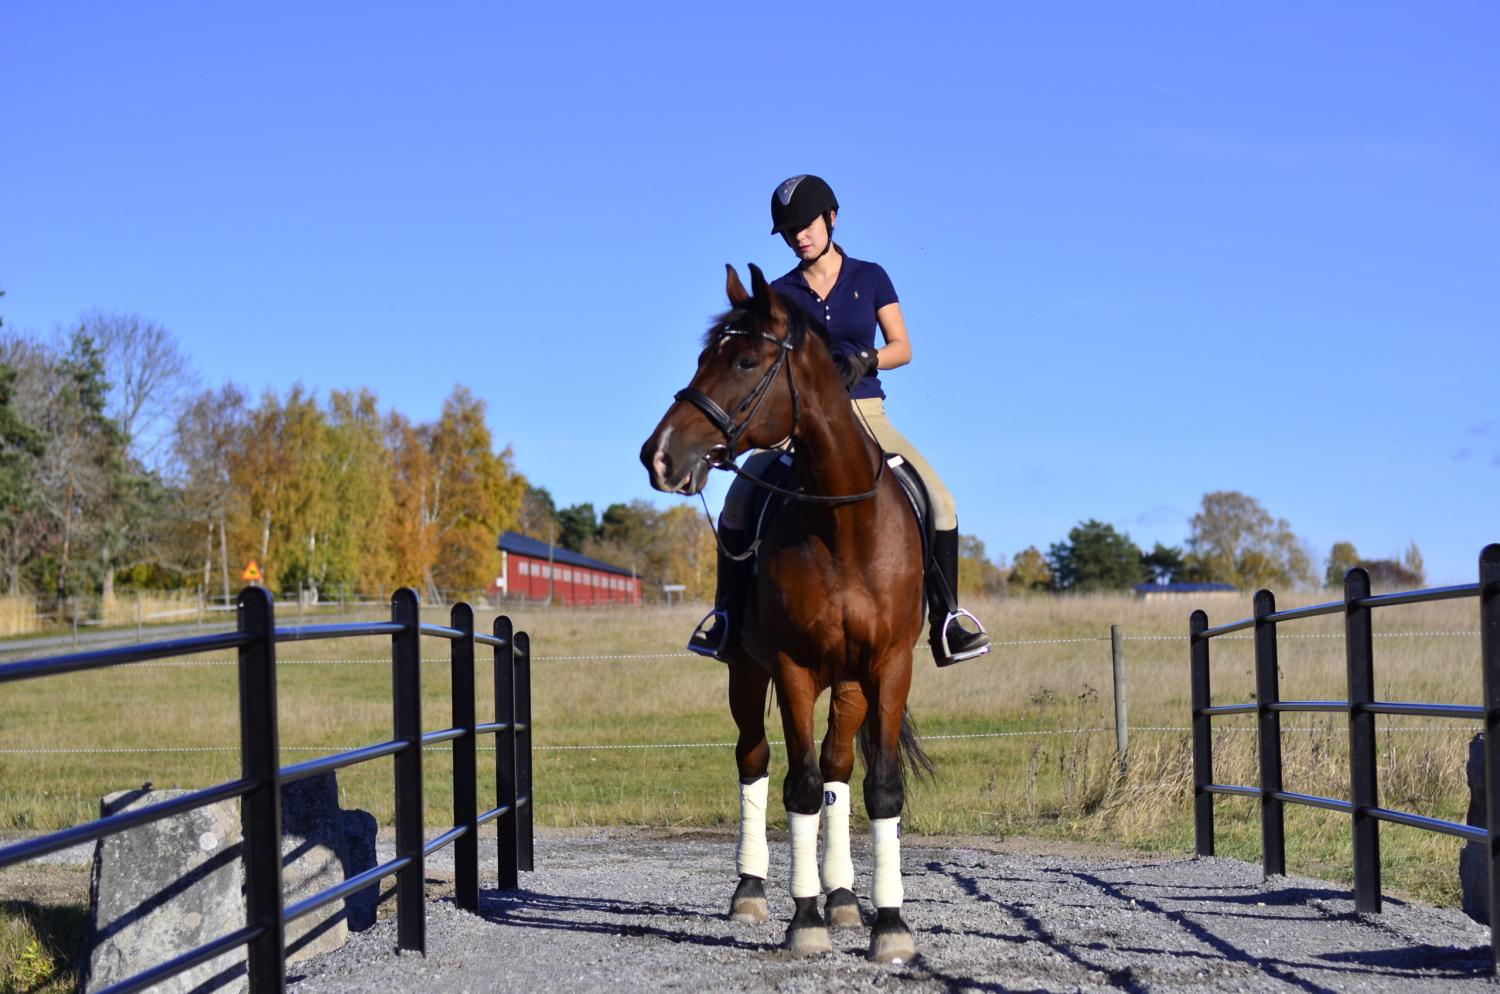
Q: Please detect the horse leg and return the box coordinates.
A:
[819,679,868,929]
[728,661,772,924]
[862,665,917,964]
[777,663,831,955]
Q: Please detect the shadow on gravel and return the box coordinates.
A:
[1065,869,1490,988]
[476,888,766,952]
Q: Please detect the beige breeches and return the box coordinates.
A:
[720,398,958,532]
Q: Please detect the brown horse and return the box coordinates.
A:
[640,263,928,962]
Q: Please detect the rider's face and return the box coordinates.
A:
[782,211,835,261]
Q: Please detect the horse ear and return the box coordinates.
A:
[747,264,786,323]
[725,264,750,305]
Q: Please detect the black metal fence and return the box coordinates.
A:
[0,586,534,994]
[1191,543,1500,970]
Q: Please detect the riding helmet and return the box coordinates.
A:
[770,174,838,234]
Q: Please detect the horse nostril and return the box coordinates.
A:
[653,449,672,482]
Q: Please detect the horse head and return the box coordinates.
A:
[641,263,837,495]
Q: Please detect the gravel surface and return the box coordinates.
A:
[284,828,1494,993]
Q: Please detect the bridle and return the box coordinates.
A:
[672,321,885,507]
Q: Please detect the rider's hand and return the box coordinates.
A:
[833,348,879,391]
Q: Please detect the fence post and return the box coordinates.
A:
[1344,567,1381,914]
[391,588,425,953]
[1479,544,1500,976]
[493,615,519,890]
[1190,610,1214,856]
[1111,624,1128,775]
[515,630,534,872]
[1254,589,1286,877]
[451,601,479,914]
[237,586,285,994]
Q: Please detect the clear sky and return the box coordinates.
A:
[3,4,1496,584]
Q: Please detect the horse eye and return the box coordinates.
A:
[735,355,760,372]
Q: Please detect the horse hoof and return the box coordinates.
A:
[824,887,862,929]
[730,896,769,924]
[784,925,832,956]
[868,908,916,964]
[729,876,769,924]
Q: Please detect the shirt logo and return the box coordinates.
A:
[853,291,860,299]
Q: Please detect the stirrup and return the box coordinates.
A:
[937,609,991,665]
[687,609,731,661]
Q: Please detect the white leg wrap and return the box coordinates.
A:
[736,777,769,879]
[819,782,853,892]
[788,811,821,898]
[871,817,903,908]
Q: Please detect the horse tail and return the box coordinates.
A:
[858,709,935,785]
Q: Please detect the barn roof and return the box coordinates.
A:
[497,531,637,578]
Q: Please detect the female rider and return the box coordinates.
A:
[688,174,991,667]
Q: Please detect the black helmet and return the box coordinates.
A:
[770,174,838,235]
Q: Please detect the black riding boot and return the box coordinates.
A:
[928,528,991,666]
[688,527,752,662]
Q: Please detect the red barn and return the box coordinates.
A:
[496,531,641,606]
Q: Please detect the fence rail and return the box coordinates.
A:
[1190,542,1500,972]
[0,587,533,994]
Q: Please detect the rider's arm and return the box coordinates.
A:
[875,302,913,370]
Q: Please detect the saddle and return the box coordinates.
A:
[740,451,935,571]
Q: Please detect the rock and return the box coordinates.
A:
[341,808,379,931]
[1461,732,1488,923]
[83,776,380,991]
[82,788,248,993]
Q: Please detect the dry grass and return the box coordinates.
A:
[0,590,1486,913]
[0,599,38,639]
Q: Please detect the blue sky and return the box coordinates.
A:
[3,3,1496,584]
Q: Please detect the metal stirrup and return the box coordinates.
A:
[687,609,731,661]
[940,609,991,662]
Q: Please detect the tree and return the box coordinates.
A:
[556,503,599,552]
[1048,520,1145,592]
[1009,545,1053,592]
[1141,542,1186,584]
[516,484,558,540]
[322,389,395,594]
[1402,542,1426,586]
[0,295,46,594]
[958,534,1007,597]
[173,384,249,603]
[1325,541,1360,588]
[87,311,197,472]
[1185,491,1314,589]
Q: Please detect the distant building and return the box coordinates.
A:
[495,531,641,606]
[1133,581,1238,600]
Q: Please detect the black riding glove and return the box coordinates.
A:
[833,348,879,391]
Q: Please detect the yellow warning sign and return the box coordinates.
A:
[241,560,263,582]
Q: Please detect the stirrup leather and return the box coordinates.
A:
[687,609,731,660]
[939,609,991,663]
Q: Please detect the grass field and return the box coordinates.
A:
[0,589,1487,989]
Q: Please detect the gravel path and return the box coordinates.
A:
[285,829,1494,993]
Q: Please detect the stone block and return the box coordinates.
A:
[82,789,248,993]
[1461,733,1488,923]
[83,777,380,991]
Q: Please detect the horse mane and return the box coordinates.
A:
[702,291,831,352]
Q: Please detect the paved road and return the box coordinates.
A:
[284,829,1493,993]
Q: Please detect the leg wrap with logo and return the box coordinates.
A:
[787,811,821,899]
[819,782,853,893]
[871,818,903,908]
[736,777,769,879]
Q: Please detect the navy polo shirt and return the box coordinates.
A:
[772,252,898,400]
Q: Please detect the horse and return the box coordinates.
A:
[640,263,929,963]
